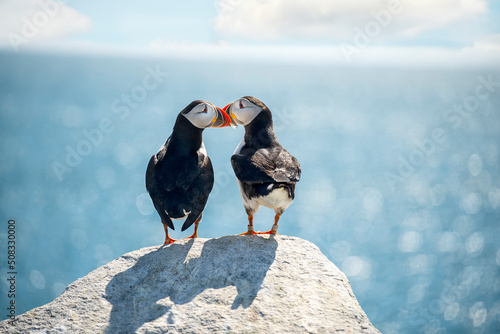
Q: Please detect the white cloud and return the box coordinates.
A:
[147,40,499,69]
[214,0,488,41]
[0,0,92,50]
[5,37,498,70]
[471,34,500,50]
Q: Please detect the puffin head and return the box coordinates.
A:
[181,100,232,129]
[223,96,268,127]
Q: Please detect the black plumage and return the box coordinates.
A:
[146,100,230,243]
[228,96,301,235]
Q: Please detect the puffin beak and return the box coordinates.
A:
[222,103,238,128]
[212,107,232,128]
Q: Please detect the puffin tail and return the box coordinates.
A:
[181,212,202,232]
[153,199,174,230]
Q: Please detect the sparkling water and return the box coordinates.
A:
[1,51,499,333]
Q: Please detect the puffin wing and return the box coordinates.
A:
[273,148,301,183]
[146,147,213,230]
[146,137,179,192]
[146,154,177,229]
[231,147,301,184]
[181,154,214,231]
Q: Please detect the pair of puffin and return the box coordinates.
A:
[146,97,301,244]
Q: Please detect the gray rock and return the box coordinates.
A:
[1,235,380,333]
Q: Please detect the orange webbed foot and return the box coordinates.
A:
[239,230,259,236]
[256,230,279,235]
[163,238,177,244]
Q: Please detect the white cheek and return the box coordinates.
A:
[233,107,259,125]
[197,114,213,128]
[184,110,215,129]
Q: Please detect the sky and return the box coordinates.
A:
[0,0,499,66]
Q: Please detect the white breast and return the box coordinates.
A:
[199,142,207,156]
[233,139,245,155]
[257,187,293,211]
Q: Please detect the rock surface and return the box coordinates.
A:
[0,235,380,333]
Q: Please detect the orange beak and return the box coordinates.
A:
[222,103,238,128]
[223,103,231,113]
[212,107,232,128]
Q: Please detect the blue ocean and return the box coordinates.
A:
[1,51,499,333]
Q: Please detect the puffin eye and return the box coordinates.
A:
[239,101,244,109]
[201,105,208,113]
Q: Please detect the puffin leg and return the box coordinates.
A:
[239,214,257,235]
[162,221,177,244]
[257,213,281,235]
[186,217,201,239]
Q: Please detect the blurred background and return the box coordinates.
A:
[1,1,500,333]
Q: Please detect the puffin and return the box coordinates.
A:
[223,96,301,235]
[146,100,231,244]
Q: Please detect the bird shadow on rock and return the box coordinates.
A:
[104,235,278,333]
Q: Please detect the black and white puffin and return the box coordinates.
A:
[223,96,301,235]
[146,100,231,244]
